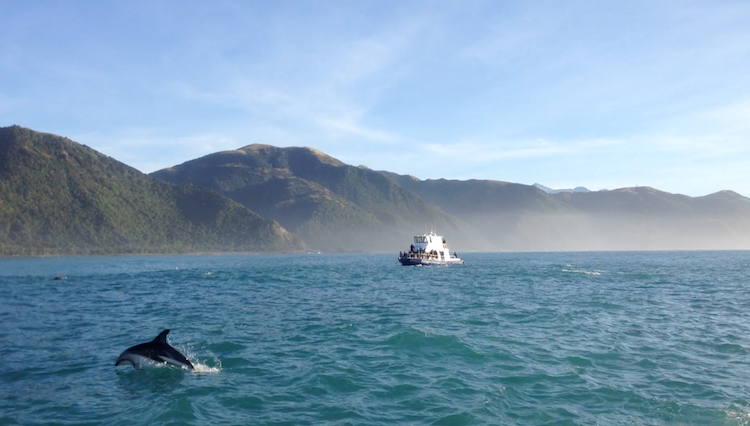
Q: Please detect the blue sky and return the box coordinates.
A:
[2,1,749,196]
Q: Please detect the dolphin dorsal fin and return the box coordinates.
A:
[153,329,170,344]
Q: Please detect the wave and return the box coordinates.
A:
[562,266,602,276]
[382,329,486,362]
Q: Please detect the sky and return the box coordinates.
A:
[2,1,749,197]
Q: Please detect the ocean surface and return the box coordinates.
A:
[1,251,750,426]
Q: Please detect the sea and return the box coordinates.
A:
[1,251,749,426]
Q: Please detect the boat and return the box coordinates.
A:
[398,231,464,266]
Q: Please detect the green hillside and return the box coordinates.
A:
[151,145,482,252]
[0,126,302,255]
[5,125,748,255]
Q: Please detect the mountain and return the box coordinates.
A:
[550,187,750,250]
[533,183,590,194]
[151,145,482,252]
[0,126,302,255]
[381,173,750,251]
[379,172,591,251]
[5,125,749,255]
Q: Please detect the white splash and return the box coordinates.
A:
[562,267,602,276]
[191,361,221,374]
[178,345,222,374]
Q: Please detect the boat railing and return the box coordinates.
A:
[399,250,461,260]
[399,251,460,261]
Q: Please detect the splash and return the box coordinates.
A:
[562,269,601,276]
[191,361,221,374]
[178,345,222,374]
[724,407,750,426]
[137,358,219,373]
[562,265,602,276]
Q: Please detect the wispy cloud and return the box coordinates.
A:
[3,1,750,196]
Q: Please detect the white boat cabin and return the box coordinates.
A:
[400,230,462,265]
[411,231,449,255]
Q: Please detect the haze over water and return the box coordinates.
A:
[1,251,749,425]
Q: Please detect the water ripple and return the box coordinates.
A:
[1,252,750,425]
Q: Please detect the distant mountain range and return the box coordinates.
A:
[381,173,750,251]
[150,144,480,252]
[533,183,590,194]
[2,125,749,255]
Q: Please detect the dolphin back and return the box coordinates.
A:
[154,329,194,369]
[153,329,170,344]
[116,329,193,370]
[161,346,195,369]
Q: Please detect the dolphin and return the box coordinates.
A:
[115,329,194,371]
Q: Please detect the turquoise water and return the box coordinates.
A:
[1,251,750,425]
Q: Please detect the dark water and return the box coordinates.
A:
[1,251,750,425]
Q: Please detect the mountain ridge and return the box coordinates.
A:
[3,125,750,255]
[379,172,750,251]
[534,183,591,194]
[0,126,303,255]
[151,144,483,252]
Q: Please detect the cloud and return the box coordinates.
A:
[703,100,750,133]
[4,1,750,197]
[313,117,400,143]
[70,129,239,173]
[413,136,623,162]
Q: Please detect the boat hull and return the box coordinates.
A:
[398,256,464,266]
